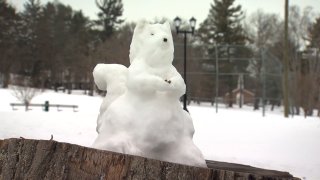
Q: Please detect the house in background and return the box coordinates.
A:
[224,74,255,107]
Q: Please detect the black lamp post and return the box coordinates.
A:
[174,16,196,112]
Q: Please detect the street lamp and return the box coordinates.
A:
[174,16,196,112]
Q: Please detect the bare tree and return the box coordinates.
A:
[289,6,315,49]
[244,10,281,110]
[287,6,316,116]
[299,48,320,117]
[11,79,40,111]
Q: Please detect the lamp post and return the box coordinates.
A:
[174,16,196,112]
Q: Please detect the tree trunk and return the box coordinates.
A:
[271,103,275,111]
[254,98,259,110]
[295,106,300,115]
[228,77,233,108]
[2,72,10,88]
[283,0,290,117]
[24,102,29,112]
[0,138,298,180]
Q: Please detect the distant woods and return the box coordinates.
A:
[0,0,319,116]
[0,0,130,95]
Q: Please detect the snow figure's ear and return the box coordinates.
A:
[129,20,148,64]
[134,20,148,33]
[163,21,173,38]
[164,21,171,32]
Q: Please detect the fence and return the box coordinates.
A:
[173,43,284,116]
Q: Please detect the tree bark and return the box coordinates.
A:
[0,138,298,180]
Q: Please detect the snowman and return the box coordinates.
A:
[92,21,206,167]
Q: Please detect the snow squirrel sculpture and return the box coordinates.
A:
[92,21,206,167]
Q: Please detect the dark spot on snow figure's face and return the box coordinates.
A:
[149,31,169,45]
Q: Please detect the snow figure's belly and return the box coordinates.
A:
[92,20,207,168]
[93,87,206,168]
[105,92,185,145]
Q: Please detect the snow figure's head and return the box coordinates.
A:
[129,21,174,66]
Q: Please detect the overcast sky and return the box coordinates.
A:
[8,0,320,25]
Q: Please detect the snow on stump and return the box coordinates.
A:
[0,138,298,180]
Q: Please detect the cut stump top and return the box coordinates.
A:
[0,138,299,180]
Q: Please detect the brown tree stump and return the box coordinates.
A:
[0,138,299,180]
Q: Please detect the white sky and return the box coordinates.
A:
[8,0,320,25]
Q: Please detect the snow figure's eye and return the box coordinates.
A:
[151,33,154,36]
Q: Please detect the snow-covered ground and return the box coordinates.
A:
[0,88,319,180]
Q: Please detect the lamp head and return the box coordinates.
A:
[174,16,181,32]
[189,17,196,34]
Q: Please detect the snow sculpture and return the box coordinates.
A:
[92,21,207,167]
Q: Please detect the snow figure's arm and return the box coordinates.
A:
[127,61,171,93]
[166,67,186,97]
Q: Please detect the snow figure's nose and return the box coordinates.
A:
[163,38,168,42]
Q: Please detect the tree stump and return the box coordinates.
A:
[0,138,299,180]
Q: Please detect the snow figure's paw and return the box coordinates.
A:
[154,77,173,92]
[164,75,186,98]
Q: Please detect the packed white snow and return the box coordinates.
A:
[93,63,128,133]
[0,88,320,179]
[92,21,206,167]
